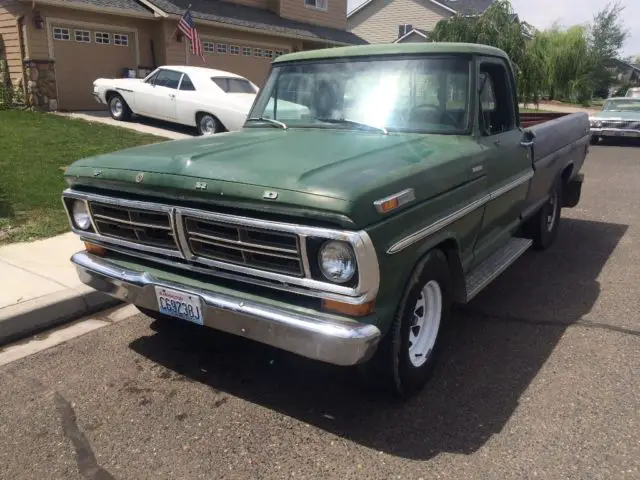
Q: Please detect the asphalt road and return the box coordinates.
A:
[1,143,639,480]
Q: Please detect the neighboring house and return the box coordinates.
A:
[0,0,366,111]
[347,0,493,44]
[604,58,640,91]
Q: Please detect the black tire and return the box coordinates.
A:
[524,176,562,250]
[358,249,452,399]
[108,93,132,121]
[196,113,223,135]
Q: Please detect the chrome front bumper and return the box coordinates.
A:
[71,251,381,366]
[590,127,640,138]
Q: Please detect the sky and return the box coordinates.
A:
[346,0,640,58]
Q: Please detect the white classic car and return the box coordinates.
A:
[93,66,260,135]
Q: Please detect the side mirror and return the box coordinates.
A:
[520,128,536,148]
[522,129,536,142]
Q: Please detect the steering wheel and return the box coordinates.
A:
[411,103,459,128]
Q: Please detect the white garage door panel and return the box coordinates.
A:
[188,41,289,87]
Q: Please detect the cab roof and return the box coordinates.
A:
[272,42,510,64]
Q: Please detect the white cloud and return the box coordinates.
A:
[346,0,639,58]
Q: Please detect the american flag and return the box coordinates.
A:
[178,9,204,59]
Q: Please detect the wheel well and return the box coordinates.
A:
[561,163,573,186]
[435,239,467,303]
[195,111,227,131]
[105,90,118,103]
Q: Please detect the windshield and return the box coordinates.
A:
[247,56,471,134]
[603,99,640,112]
[212,77,257,94]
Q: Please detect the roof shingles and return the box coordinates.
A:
[150,0,367,45]
[48,0,155,15]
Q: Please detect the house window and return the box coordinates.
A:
[254,48,263,57]
[229,45,240,55]
[274,50,283,58]
[95,32,110,44]
[203,41,215,53]
[113,34,129,46]
[74,30,90,43]
[216,43,227,54]
[264,49,273,59]
[305,0,327,10]
[53,27,70,41]
[242,46,251,56]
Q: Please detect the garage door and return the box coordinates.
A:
[51,25,137,111]
[188,41,290,87]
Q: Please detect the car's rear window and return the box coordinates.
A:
[212,77,256,94]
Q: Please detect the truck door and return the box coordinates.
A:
[471,57,534,267]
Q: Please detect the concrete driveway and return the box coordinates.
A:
[55,111,197,140]
[0,145,638,479]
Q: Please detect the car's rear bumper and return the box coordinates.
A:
[71,251,381,366]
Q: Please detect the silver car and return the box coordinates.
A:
[589,97,640,143]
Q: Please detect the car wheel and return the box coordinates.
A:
[359,249,451,399]
[197,113,223,135]
[524,176,562,250]
[108,93,132,121]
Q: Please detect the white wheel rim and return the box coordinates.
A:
[111,98,123,116]
[200,116,216,134]
[408,280,442,368]
[546,190,558,231]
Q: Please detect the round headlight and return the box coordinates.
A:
[318,241,356,284]
[72,201,91,230]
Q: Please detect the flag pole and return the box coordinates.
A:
[168,4,192,41]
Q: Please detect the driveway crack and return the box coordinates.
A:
[54,392,116,480]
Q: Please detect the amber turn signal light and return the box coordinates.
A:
[84,242,106,257]
[322,299,374,317]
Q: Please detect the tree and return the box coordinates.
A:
[588,1,629,97]
[429,0,540,103]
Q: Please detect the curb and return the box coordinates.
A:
[0,289,121,346]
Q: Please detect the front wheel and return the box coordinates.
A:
[108,93,131,121]
[359,249,451,398]
[196,113,223,135]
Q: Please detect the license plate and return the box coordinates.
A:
[154,286,203,325]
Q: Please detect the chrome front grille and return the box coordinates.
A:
[64,189,379,304]
[599,120,640,129]
[89,202,178,251]
[183,217,304,276]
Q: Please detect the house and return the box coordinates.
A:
[0,0,366,111]
[347,0,493,45]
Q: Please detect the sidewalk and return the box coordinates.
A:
[0,233,120,345]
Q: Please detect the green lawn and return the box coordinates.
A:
[0,110,166,244]
[520,107,554,113]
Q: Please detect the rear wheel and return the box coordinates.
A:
[524,176,562,250]
[108,93,131,121]
[359,249,451,398]
[196,113,223,135]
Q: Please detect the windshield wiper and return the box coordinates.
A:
[316,118,388,135]
[246,117,288,130]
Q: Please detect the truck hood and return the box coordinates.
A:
[65,128,484,228]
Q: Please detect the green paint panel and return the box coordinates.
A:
[65,128,484,228]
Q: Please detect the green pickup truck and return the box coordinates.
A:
[61,43,590,397]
